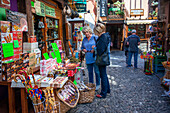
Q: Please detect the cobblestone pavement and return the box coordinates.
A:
[68,51,170,113]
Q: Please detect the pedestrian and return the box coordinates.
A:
[124,32,132,66]
[127,29,140,69]
[81,26,100,91]
[93,23,110,98]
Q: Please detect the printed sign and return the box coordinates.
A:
[2,43,14,58]
[130,9,144,16]
[35,1,45,17]
[100,0,107,17]
[75,3,86,12]
[45,5,55,17]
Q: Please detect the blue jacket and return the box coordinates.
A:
[81,35,98,64]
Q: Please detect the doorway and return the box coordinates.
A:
[106,24,123,50]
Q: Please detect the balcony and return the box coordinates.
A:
[106,1,124,21]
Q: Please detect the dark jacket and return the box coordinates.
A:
[96,32,110,56]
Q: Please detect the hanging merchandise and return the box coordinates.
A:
[38,21,44,28]
[6,10,28,31]
[140,52,154,75]
[0,0,10,9]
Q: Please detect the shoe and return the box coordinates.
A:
[95,85,100,91]
[134,67,138,69]
[107,90,110,94]
[96,94,106,98]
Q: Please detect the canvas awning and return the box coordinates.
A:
[126,20,158,25]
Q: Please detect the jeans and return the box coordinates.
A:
[86,63,100,86]
[98,66,110,97]
[128,51,138,68]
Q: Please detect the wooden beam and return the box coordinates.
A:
[21,89,28,113]
[8,84,16,113]
[25,0,33,36]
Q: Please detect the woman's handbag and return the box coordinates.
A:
[95,47,110,66]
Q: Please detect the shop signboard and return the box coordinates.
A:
[45,5,55,17]
[100,0,107,17]
[35,1,45,17]
[6,10,28,31]
[130,9,144,16]
[75,3,86,12]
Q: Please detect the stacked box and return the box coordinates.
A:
[2,59,29,81]
[33,48,41,67]
[153,55,167,73]
[13,31,23,60]
[29,52,36,68]
[23,42,38,53]
[54,40,62,52]
[40,58,57,76]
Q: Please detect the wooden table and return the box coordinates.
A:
[0,81,28,113]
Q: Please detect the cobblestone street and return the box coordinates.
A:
[68,51,170,113]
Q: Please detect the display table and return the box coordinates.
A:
[0,66,40,113]
[0,81,28,113]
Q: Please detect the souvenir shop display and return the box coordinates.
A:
[12,69,45,113]
[140,52,154,75]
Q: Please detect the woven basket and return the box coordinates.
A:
[55,80,79,113]
[78,83,96,104]
[55,95,71,113]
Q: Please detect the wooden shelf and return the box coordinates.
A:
[47,38,58,41]
[47,27,57,29]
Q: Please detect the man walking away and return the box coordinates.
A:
[127,29,140,69]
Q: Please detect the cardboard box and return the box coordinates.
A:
[28,36,37,43]
[33,49,41,67]
[23,42,38,53]
[0,21,11,33]
[2,59,27,81]
[20,53,29,63]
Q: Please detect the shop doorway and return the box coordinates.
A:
[106,24,123,50]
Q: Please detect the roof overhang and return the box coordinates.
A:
[125,20,158,25]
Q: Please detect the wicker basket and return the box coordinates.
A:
[78,83,96,104]
[55,80,79,113]
[55,95,71,113]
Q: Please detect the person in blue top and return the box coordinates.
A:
[127,29,140,69]
[93,23,111,98]
[81,26,100,90]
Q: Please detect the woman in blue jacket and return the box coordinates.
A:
[81,26,100,90]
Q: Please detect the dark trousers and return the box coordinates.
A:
[98,66,110,97]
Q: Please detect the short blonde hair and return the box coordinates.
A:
[93,23,106,36]
[82,26,93,34]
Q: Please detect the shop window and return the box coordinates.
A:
[46,18,59,51]
[46,18,59,39]
[128,25,146,39]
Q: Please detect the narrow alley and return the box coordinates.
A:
[68,51,170,113]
